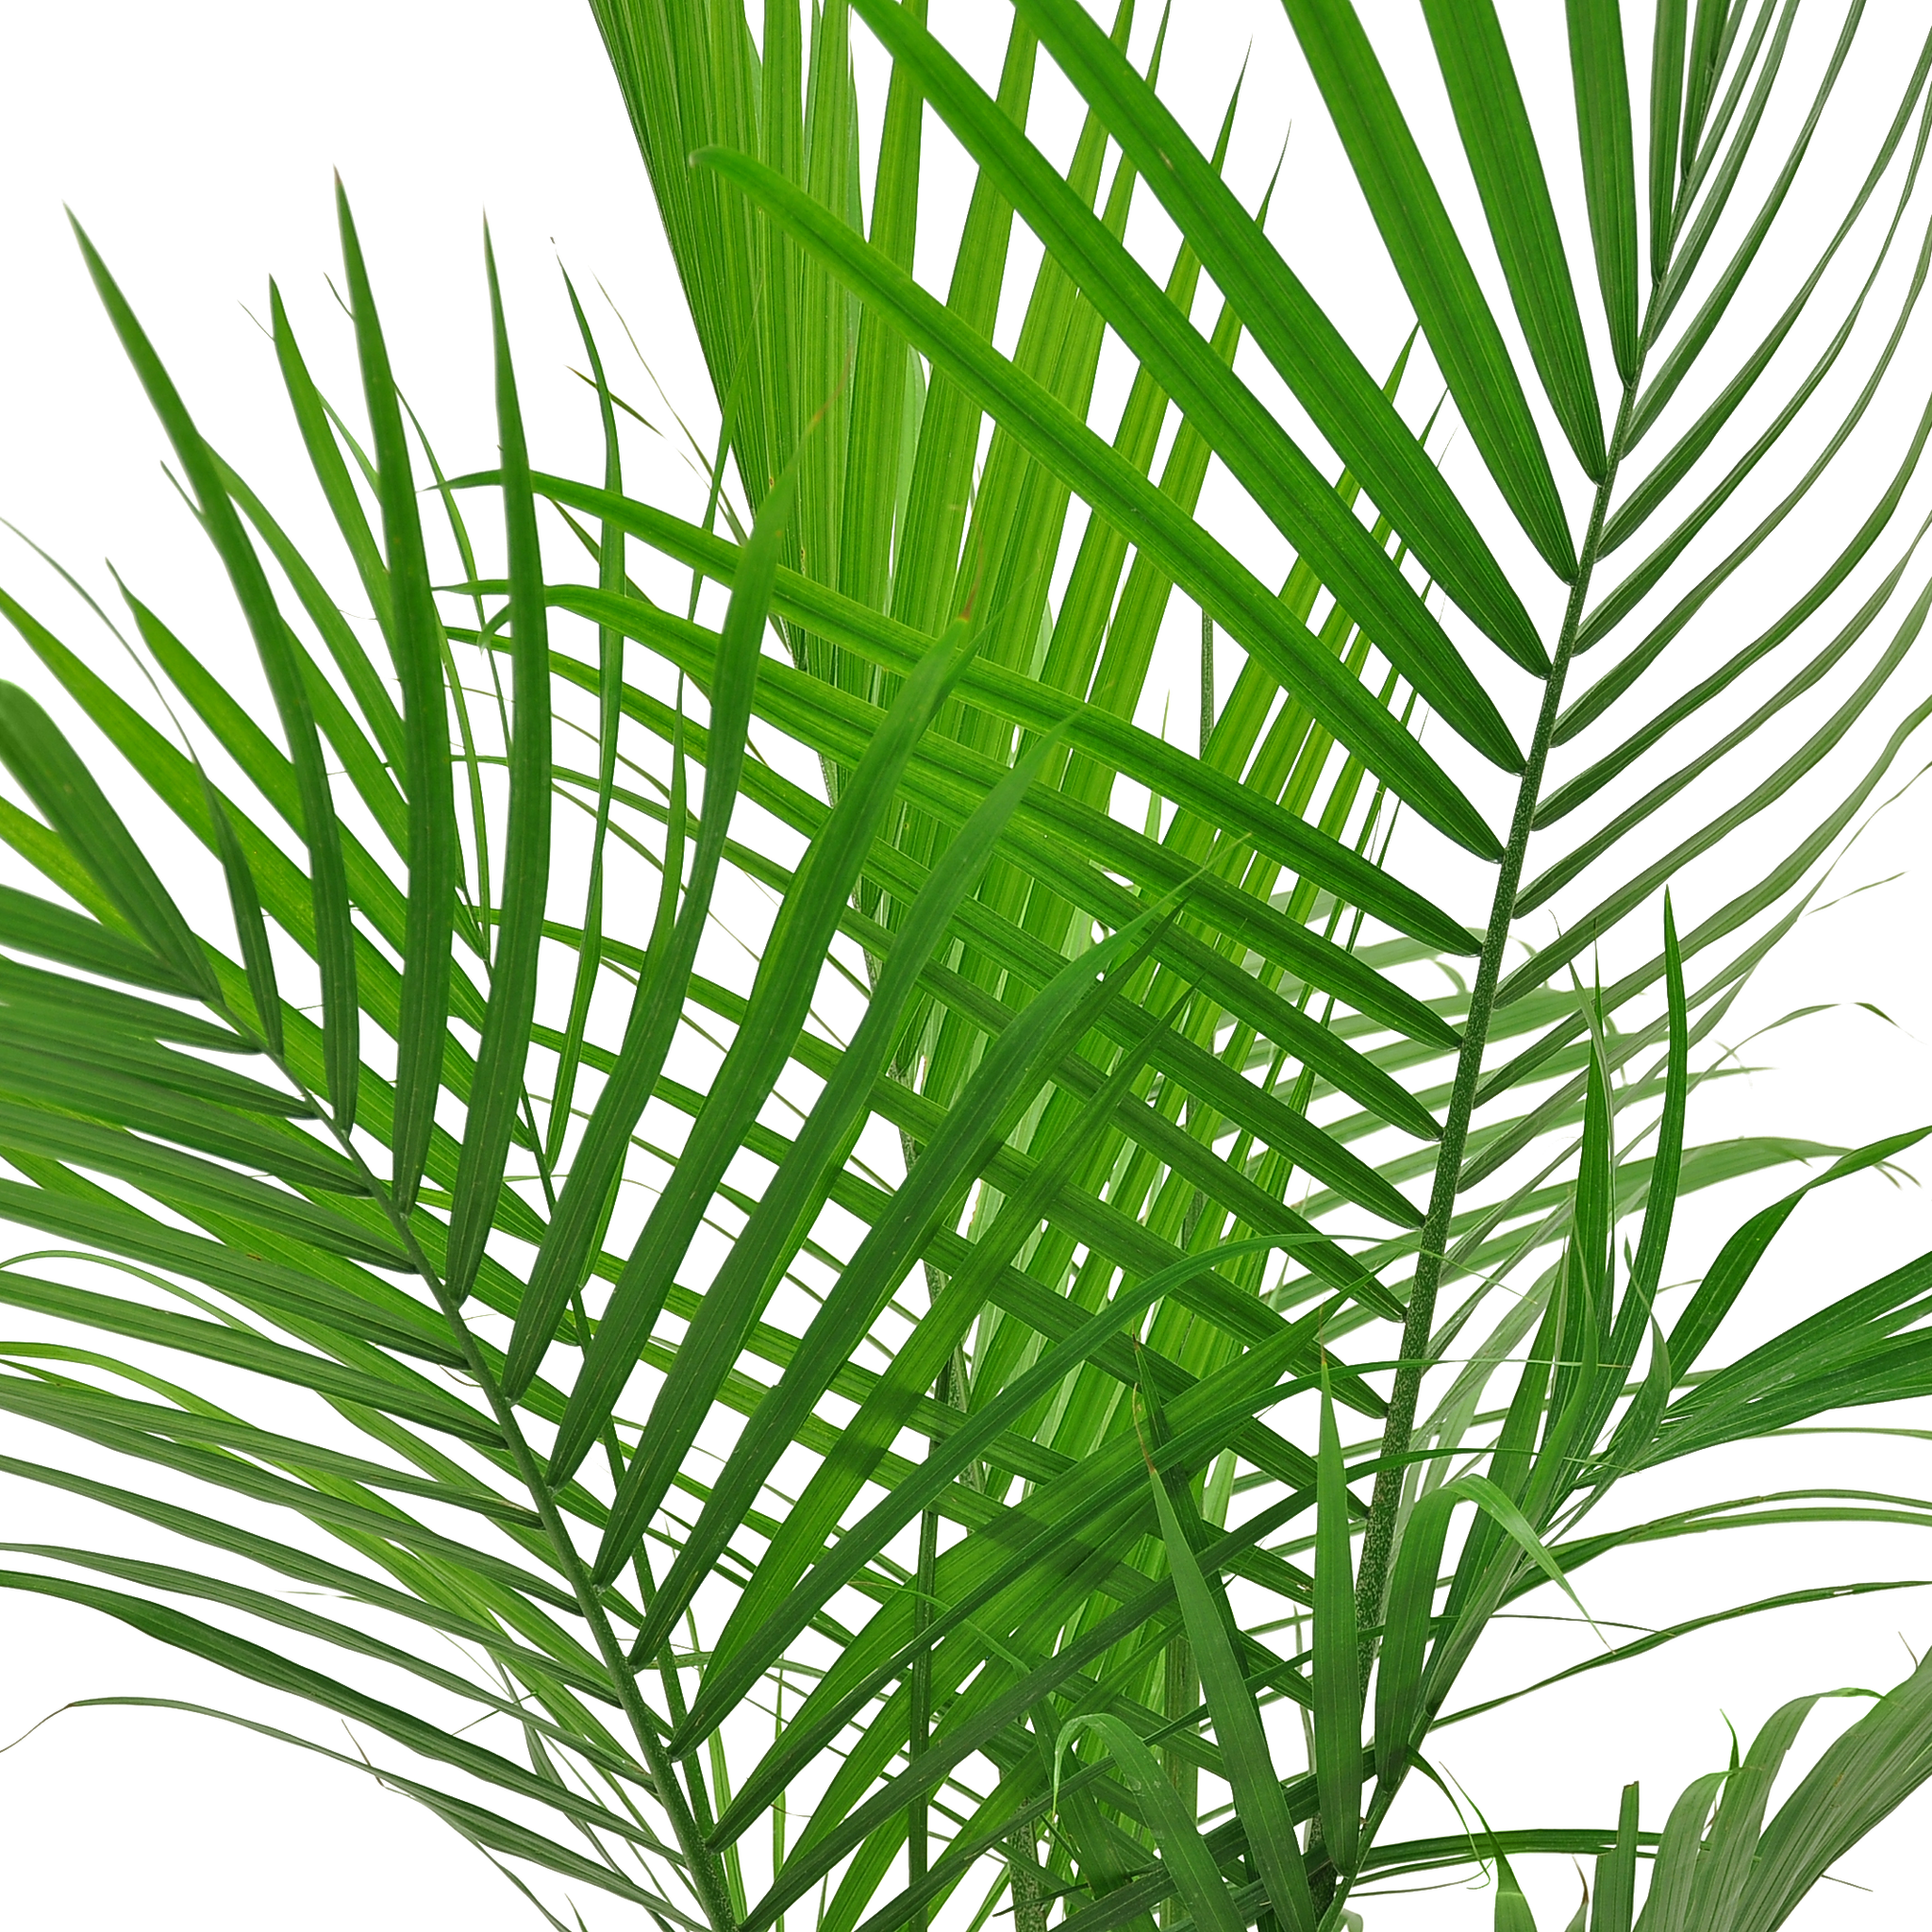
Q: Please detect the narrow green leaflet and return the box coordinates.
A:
[444,235,553,1301]
[0,1573,656,1845]
[203,778,283,1056]
[1735,1649,1932,1931]
[1154,1431,1318,1931]
[1313,1373,1362,1875]
[1453,1468,1615,1654]
[0,875,199,995]
[0,1174,452,1361]
[1383,1469,1600,1756]
[1679,0,1733,175]
[1567,0,1641,380]
[1648,0,1690,267]
[336,184,456,1205]
[1583,901,1689,1473]
[548,268,628,1176]
[61,1695,694,1919]
[1602,1785,1641,1932]
[0,1270,489,1441]
[1663,1127,1931,1386]
[1421,0,1607,475]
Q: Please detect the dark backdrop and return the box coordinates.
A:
[0,0,1924,1924]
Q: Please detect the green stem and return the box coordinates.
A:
[907,1560,935,1914]
[908,1357,950,1932]
[1352,384,1638,1684]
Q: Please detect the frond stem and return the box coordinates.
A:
[1349,380,1645,1675]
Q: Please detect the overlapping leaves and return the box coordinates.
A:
[0,4,1927,1929]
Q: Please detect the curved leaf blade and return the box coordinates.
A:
[1567,0,1641,382]
[1422,0,1607,475]
[444,235,553,1302]
[1313,1374,1362,1874]
[335,183,456,1206]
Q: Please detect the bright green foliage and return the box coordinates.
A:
[0,5,1929,1929]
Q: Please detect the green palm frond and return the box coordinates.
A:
[2,4,1930,1928]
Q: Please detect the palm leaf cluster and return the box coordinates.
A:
[2,1,1931,1927]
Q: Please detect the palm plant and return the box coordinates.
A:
[3,0,1932,1925]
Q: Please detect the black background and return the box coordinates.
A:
[0,0,1924,1924]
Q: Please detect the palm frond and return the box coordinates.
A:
[2,4,1930,1928]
